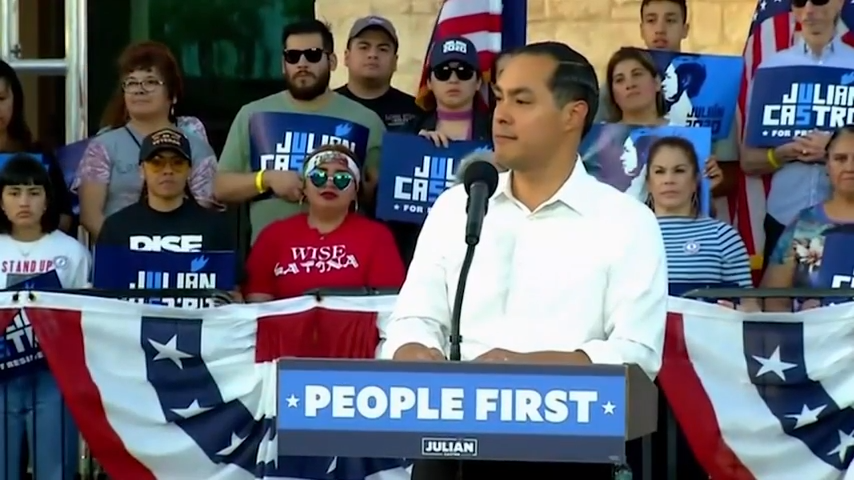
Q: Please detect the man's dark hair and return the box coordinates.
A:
[640,0,688,23]
[0,154,60,234]
[511,42,600,136]
[281,20,335,52]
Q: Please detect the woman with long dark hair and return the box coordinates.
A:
[0,60,74,231]
[74,41,217,238]
[0,154,89,480]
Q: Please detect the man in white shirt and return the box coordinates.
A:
[383,42,668,479]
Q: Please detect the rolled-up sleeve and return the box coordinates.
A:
[578,208,667,379]
[378,191,456,359]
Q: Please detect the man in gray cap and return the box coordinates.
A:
[335,16,422,131]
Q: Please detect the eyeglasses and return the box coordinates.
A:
[432,64,476,82]
[143,156,190,174]
[122,79,165,93]
[307,169,354,190]
[283,48,326,65]
[792,0,830,7]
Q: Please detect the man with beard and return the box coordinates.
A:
[214,20,385,241]
[335,16,422,131]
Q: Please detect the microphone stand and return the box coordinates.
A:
[449,245,476,362]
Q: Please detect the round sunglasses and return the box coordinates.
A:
[792,0,829,6]
[307,169,355,190]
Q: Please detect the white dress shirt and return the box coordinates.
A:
[381,158,668,379]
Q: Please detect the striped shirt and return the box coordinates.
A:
[659,217,753,290]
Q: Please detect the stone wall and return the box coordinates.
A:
[317,0,757,94]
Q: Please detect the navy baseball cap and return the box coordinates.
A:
[430,37,480,71]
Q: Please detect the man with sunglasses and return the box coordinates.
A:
[740,0,854,273]
[214,20,385,243]
[335,16,422,131]
[98,129,235,257]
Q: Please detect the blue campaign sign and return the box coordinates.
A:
[248,112,369,173]
[277,360,628,463]
[581,123,712,215]
[0,153,46,170]
[745,66,854,147]
[92,248,235,308]
[815,225,854,306]
[56,139,90,215]
[0,270,62,380]
[375,133,491,224]
[647,50,743,140]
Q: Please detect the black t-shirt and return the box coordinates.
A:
[97,200,242,283]
[97,200,234,251]
[335,85,422,131]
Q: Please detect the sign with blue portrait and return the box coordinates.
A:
[745,66,854,147]
[248,112,369,173]
[581,124,712,215]
[375,133,491,225]
[647,50,743,140]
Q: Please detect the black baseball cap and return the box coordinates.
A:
[139,128,192,164]
[430,37,480,71]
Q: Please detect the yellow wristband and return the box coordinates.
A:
[766,148,780,169]
[255,171,266,193]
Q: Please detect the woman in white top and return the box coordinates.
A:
[603,47,723,200]
[0,154,90,480]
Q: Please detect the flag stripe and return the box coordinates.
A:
[27,307,155,479]
[660,312,755,480]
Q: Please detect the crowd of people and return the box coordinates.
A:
[0,0,852,478]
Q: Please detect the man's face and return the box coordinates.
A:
[344,29,397,82]
[283,33,336,101]
[639,1,688,51]
[492,54,586,171]
[794,0,843,35]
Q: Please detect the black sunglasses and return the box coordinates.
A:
[283,48,326,65]
[307,169,355,190]
[792,0,830,6]
[432,65,476,82]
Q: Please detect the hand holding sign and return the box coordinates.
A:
[419,130,452,148]
[393,343,446,361]
[794,131,831,162]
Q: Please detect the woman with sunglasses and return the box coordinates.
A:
[244,144,405,479]
[96,129,234,259]
[763,125,854,312]
[411,36,491,147]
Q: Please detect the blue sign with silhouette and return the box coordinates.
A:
[646,51,743,140]
[0,153,46,170]
[581,124,712,215]
[248,112,369,173]
[376,133,492,225]
[815,224,854,306]
[0,270,63,380]
[56,139,90,215]
[745,66,854,147]
[92,248,235,308]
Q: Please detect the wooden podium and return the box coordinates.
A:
[276,359,657,464]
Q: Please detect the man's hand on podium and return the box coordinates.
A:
[474,348,525,363]
[392,343,446,361]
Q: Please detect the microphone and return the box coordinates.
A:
[461,156,499,246]
[448,154,499,364]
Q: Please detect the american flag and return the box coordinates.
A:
[14,293,410,480]
[415,0,526,110]
[732,0,854,282]
[661,297,854,479]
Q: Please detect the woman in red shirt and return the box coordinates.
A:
[245,144,405,359]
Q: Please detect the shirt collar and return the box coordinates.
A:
[796,36,839,61]
[493,155,593,215]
